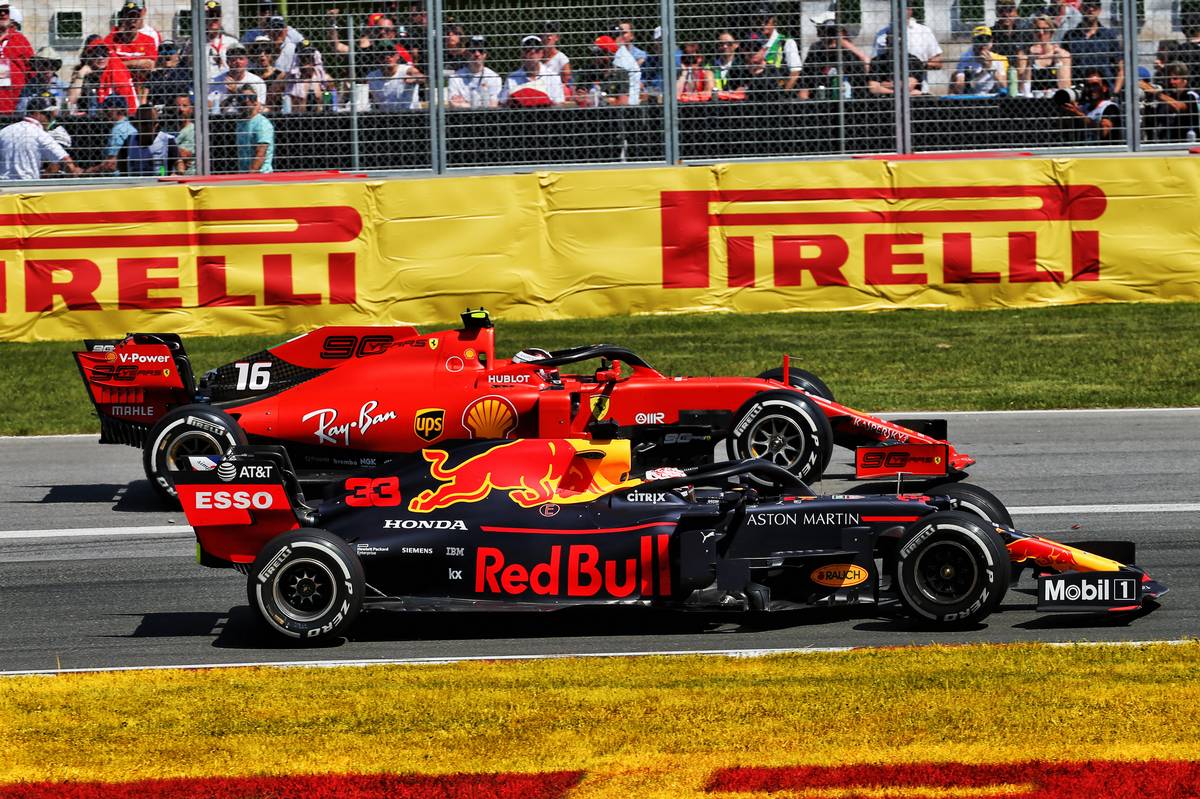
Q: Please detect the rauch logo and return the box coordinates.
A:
[659,185,1106,289]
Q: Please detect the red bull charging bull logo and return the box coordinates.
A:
[408,440,636,513]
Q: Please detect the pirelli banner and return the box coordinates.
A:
[3,156,1200,341]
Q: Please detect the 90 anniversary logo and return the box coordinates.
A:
[660,185,1107,289]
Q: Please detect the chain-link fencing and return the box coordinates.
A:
[0,0,1196,182]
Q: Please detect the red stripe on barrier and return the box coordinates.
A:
[706,760,1200,797]
[0,770,584,799]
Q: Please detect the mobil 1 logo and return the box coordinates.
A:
[1037,571,1139,611]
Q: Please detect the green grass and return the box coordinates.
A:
[3,302,1198,436]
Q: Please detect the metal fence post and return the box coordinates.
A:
[428,0,445,174]
[1120,0,1141,151]
[661,0,679,165]
[190,0,211,175]
[892,0,912,154]
[348,15,360,170]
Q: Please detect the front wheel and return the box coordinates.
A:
[143,404,247,502]
[925,481,1013,527]
[757,366,835,402]
[726,393,834,486]
[894,511,1010,627]
[247,528,364,642]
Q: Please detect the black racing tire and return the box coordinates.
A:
[757,367,835,402]
[925,482,1014,527]
[143,404,247,502]
[247,528,364,642]
[894,511,1010,627]
[725,392,834,486]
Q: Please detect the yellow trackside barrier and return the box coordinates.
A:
[2,156,1199,342]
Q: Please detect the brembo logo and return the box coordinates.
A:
[659,186,1106,289]
[1,207,362,314]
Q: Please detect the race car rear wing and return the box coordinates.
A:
[73,334,198,446]
[175,445,308,567]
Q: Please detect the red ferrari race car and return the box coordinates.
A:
[76,309,978,504]
[175,440,1165,642]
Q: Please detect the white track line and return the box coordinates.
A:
[2,639,1192,678]
[2,502,1196,541]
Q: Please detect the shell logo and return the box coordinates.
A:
[811,563,869,588]
[462,395,518,439]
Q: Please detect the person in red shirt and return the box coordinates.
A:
[67,43,138,115]
[103,1,157,102]
[0,1,34,115]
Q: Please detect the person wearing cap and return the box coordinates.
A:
[134,1,162,48]
[1061,0,1123,93]
[234,85,274,172]
[951,25,1010,94]
[16,48,66,116]
[210,44,267,115]
[576,35,636,106]
[871,8,943,91]
[750,12,803,97]
[0,92,80,179]
[245,2,303,46]
[502,35,564,106]
[447,35,501,108]
[68,43,138,117]
[0,1,34,116]
[103,1,159,95]
[798,11,870,100]
[542,22,572,91]
[147,41,191,108]
[274,25,325,77]
[205,1,241,73]
[83,93,138,174]
[367,41,423,110]
[249,36,286,112]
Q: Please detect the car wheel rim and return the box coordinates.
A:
[746,415,808,468]
[912,540,979,605]
[164,430,224,471]
[273,558,338,623]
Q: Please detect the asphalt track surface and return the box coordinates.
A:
[1,408,1197,674]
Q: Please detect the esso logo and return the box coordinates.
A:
[194,490,274,510]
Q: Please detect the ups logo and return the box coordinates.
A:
[414,408,446,442]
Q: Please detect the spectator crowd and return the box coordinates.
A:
[2,0,1198,180]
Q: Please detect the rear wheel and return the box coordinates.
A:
[757,367,835,402]
[247,528,364,642]
[143,404,247,502]
[894,511,1010,627]
[726,393,833,485]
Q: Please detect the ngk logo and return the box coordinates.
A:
[660,185,1106,289]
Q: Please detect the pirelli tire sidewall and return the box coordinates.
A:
[726,391,834,484]
[144,404,247,500]
[895,511,1011,626]
[248,529,365,642]
[924,481,1014,528]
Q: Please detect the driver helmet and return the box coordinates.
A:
[512,347,551,364]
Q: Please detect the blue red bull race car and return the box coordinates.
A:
[175,439,1165,642]
[76,309,979,504]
